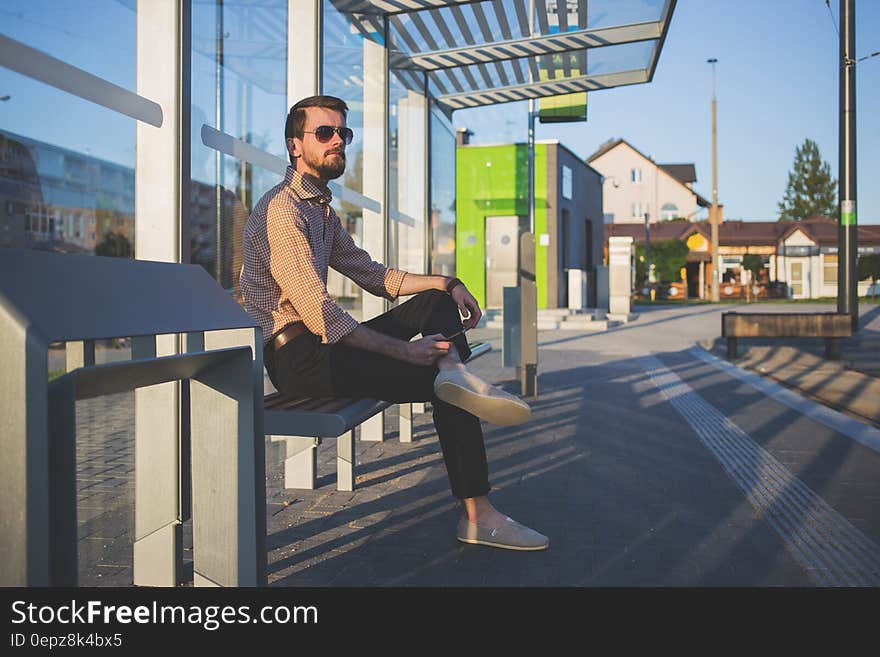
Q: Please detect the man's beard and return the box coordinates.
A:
[306,150,346,180]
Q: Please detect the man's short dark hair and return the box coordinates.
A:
[285,95,349,164]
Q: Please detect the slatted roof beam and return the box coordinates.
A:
[447,3,496,90]
[427,7,483,91]
[471,2,510,87]
[511,0,540,81]
[490,0,525,85]
[436,68,648,109]
[331,0,491,16]
[389,21,662,70]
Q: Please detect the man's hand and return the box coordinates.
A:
[450,283,482,330]
[402,333,451,366]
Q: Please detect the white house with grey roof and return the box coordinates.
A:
[587,138,713,225]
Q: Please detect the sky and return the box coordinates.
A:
[454,0,880,224]
[0,0,877,224]
[0,0,137,166]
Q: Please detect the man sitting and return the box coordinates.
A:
[240,95,548,551]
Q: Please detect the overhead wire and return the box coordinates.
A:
[824,1,878,66]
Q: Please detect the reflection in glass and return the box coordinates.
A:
[0,0,139,585]
[190,0,287,301]
[0,0,136,257]
[388,69,426,275]
[322,1,376,318]
[0,130,135,255]
[429,107,456,276]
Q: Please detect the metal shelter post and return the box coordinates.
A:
[520,232,538,397]
[838,0,858,331]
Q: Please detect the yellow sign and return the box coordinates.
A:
[686,233,707,251]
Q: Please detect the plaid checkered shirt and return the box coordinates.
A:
[241,166,406,345]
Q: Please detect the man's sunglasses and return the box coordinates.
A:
[303,126,354,145]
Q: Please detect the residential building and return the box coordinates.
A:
[587,138,714,225]
[605,216,880,299]
[0,129,133,254]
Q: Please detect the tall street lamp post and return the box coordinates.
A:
[644,210,652,294]
[708,58,720,302]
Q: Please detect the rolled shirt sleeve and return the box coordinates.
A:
[329,215,406,300]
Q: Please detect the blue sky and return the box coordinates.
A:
[1,1,877,224]
[0,1,137,167]
[454,0,880,224]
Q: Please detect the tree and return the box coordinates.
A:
[635,240,689,286]
[741,254,764,278]
[95,231,132,258]
[858,254,880,284]
[741,253,765,302]
[778,138,837,221]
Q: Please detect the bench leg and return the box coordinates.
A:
[47,375,78,586]
[360,412,385,442]
[132,335,182,587]
[190,349,261,587]
[399,403,413,443]
[727,337,737,359]
[270,435,319,489]
[65,339,95,371]
[825,337,841,360]
[337,430,355,492]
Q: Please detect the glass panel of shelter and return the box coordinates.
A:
[190,0,288,303]
[0,0,141,585]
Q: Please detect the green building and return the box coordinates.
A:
[456,138,604,310]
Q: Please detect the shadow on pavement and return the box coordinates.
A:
[265,348,880,587]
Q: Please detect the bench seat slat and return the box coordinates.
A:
[263,340,493,491]
[264,395,362,413]
[468,341,492,360]
[263,341,492,439]
[264,399,392,437]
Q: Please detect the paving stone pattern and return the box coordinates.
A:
[67,304,880,587]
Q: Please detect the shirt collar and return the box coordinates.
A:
[286,166,333,204]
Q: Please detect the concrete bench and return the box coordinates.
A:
[722,311,853,360]
[265,340,492,492]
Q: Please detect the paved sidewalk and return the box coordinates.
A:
[69,303,880,586]
[261,305,880,586]
[699,303,880,428]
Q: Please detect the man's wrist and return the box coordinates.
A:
[445,277,464,295]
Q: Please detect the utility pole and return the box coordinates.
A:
[838,0,858,331]
[707,58,720,302]
[644,210,652,299]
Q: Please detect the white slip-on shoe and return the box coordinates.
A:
[433,369,532,426]
[456,515,549,551]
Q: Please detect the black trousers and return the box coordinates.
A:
[263,289,491,500]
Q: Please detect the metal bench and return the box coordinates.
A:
[265,340,492,492]
[722,311,853,360]
[0,248,265,587]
